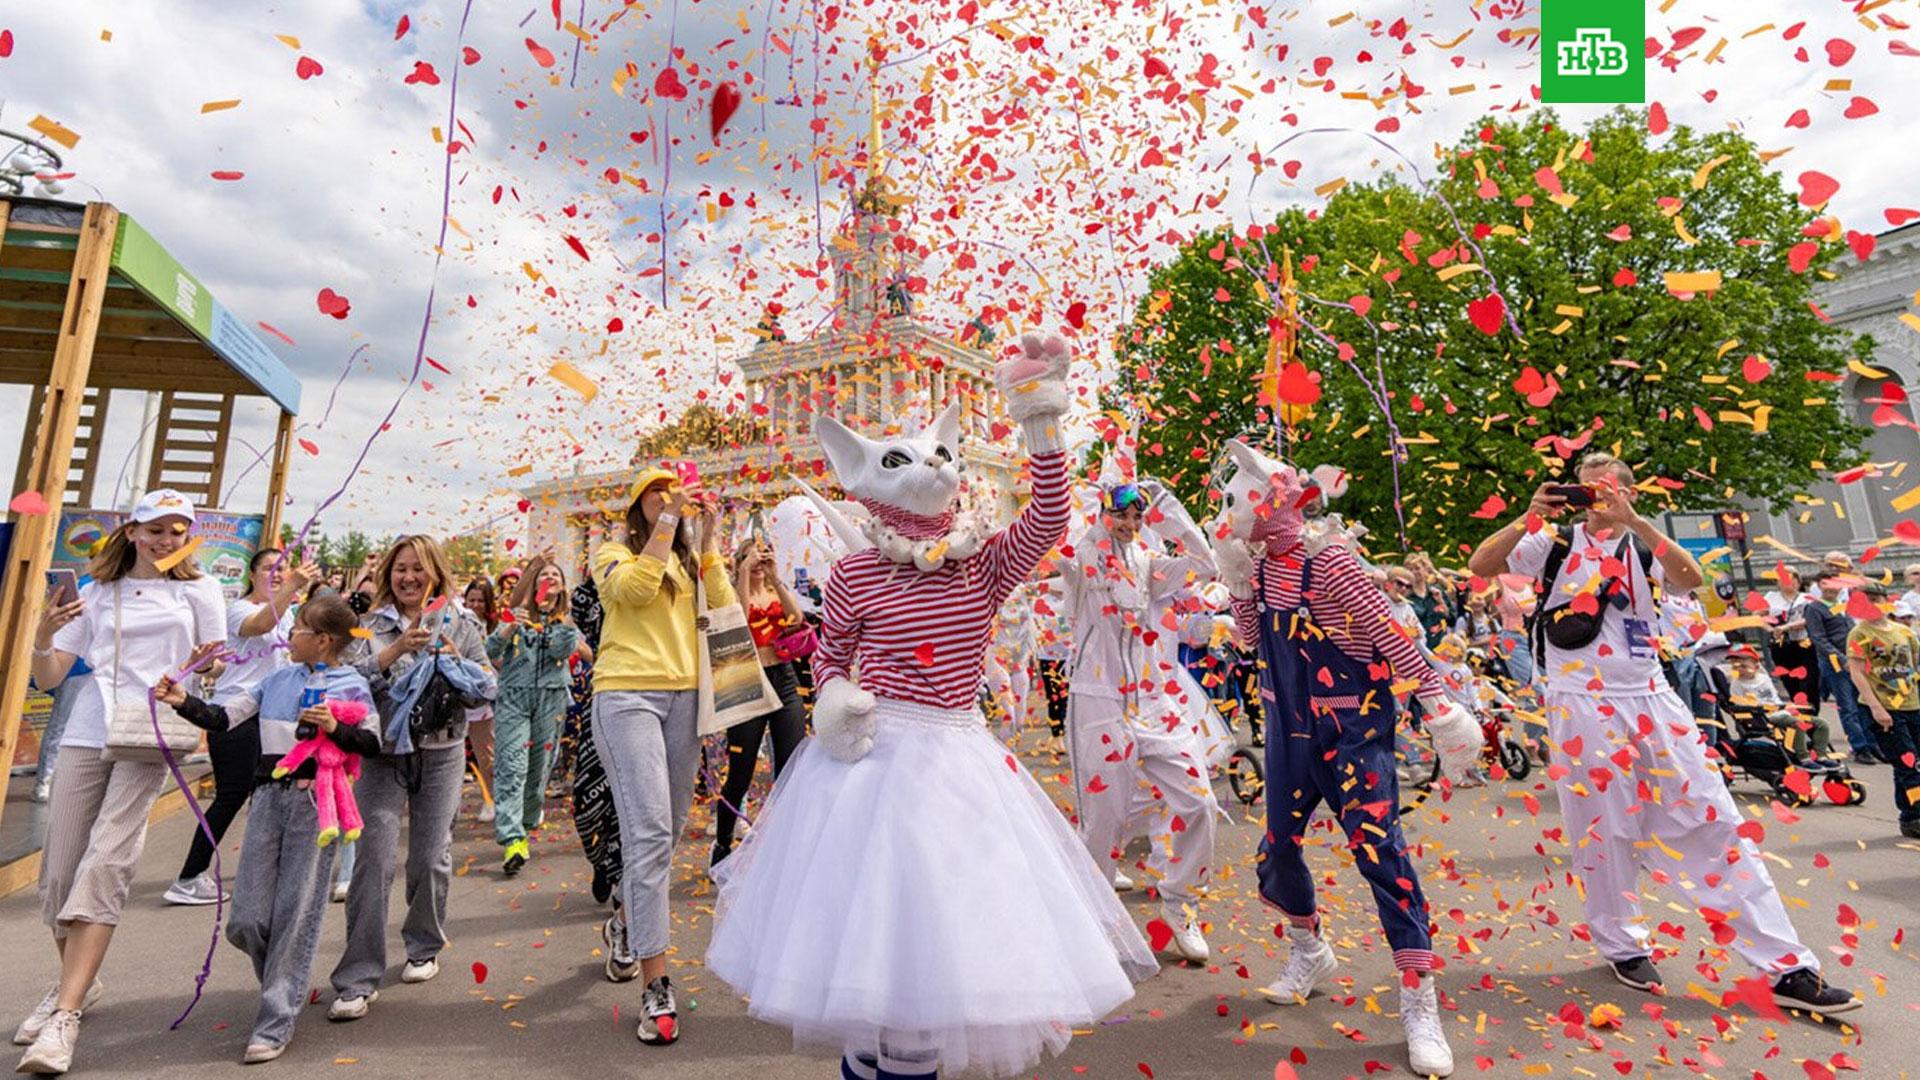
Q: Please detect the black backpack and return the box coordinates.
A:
[1528,529,1658,664]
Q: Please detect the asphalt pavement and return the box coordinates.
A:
[2,731,1913,1080]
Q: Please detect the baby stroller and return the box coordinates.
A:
[1705,667,1866,807]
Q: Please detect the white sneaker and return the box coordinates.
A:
[1259,926,1339,1005]
[326,991,376,1022]
[15,1009,79,1075]
[1168,920,1210,964]
[330,882,349,903]
[242,1042,286,1065]
[1401,975,1455,1077]
[163,873,228,906]
[13,982,101,1047]
[400,958,439,984]
[30,778,52,803]
[1112,870,1136,892]
[477,802,496,824]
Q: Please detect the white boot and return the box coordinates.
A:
[1400,974,1454,1078]
[1259,924,1338,1004]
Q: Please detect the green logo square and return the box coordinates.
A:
[1541,0,1645,104]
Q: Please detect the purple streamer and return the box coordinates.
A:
[152,645,233,1029]
[317,344,372,429]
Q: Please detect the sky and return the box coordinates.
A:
[1,0,1914,547]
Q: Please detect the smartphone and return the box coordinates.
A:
[1546,483,1595,508]
[45,569,78,607]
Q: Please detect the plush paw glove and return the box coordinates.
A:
[1214,536,1257,600]
[997,332,1071,426]
[814,678,878,762]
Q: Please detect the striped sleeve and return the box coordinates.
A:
[1312,545,1442,698]
[983,449,1071,599]
[812,555,863,688]
[1230,594,1260,652]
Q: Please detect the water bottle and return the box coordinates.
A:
[296,663,329,739]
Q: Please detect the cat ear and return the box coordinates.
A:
[813,414,873,490]
[1226,439,1267,477]
[925,402,962,451]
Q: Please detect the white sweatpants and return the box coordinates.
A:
[1542,687,1818,976]
[1066,693,1217,916]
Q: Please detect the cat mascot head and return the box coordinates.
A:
[807,402,987,572]
[1216,439,1350,553]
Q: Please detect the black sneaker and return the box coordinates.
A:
[636,976,678,1045]
[591,867,614,905]
[710,842,732,870]
[1902,820,1920,840]
[1771,968,1861,1014]
[1853,749,1884,766]
[1611,956,1663,992]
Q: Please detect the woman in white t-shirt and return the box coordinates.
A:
[18,489,226,1074]
[163,547,317,906]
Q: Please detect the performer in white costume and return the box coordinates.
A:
[1062,479,1223,964]
[706,334,1156,1080]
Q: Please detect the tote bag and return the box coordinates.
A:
[695,574,784,737]
[101,582,204,762]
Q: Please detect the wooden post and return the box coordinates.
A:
[262,409,294,546]
[0,202,117,822]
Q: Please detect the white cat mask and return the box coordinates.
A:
[1216,439,1349,548]
[815,403,965,520]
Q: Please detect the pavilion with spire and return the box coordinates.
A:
[518,176,1017,571]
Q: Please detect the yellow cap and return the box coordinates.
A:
[627,467,681,503]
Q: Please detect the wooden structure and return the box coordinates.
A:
[0,198,302,827]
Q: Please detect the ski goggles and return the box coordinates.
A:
[1101,483,1149,513]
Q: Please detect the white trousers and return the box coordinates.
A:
[1542,687,1818,976]
[1066,693,1217,915]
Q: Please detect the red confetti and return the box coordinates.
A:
[526,38,555,68]
[9,490,49,515]
[913,642,936,666]
[654,66,688,100]
[1276,361,1320,406]
[1825,38,1856,65]
[471,961,488,984]
[315,288,351,319]
[1796,170,1840,208]
[564,235,590,261]
[1065,301,1088,329]
[404,60,440,86]
[1741,355,1773,383]
[710,81,742,142]
[0,30,13,58]
[256,322,296,346]
[1466,292,1505,335]
[1843,96,1878,119]
[394,14,410,39]
[210,170,244,181]
[1144,918,1174,951]
[1469,493,1509,520]
[462,46,481,65]
[297,439,319,456]
[295,55,324,80]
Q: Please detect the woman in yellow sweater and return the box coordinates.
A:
[589,466,735,1047]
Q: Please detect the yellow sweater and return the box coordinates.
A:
[590,542,738,692]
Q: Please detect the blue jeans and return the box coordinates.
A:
[35,674,92,782]
[1871,709,1920,826]
[1818,650,1876,752]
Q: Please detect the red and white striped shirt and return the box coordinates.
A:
[1230,543,1443,701]
[813,451,1070,709]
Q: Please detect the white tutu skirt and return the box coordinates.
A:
[707,697,1157,1077]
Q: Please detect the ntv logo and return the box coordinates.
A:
[1556,28,1630,76]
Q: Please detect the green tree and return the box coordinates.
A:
[334,530,375,574]
[1114,108,1871,559]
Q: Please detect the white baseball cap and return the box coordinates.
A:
[131,487,197,525]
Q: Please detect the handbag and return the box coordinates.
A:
[694,573,784,737]
[771,622,818,662]
[101,582,205,762]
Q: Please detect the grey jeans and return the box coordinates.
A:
[228,783,337,1047]
[592,690,698,958]
[329,746,465,998]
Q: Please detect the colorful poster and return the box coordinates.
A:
[195,511,266,601]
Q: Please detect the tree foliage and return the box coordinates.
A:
[1112,108,1872,559]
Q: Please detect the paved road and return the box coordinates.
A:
[2,735,1913,1079]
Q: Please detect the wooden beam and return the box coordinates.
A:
[262,409,294,546]
[0,278,172,317]
[0,202,117,825]
[0,331,217,362]
[0,304,202,341]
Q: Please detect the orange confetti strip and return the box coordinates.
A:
[27,114,80,149]
[152,536,203,573]
[200,99,241,113]
[548,361,599,403]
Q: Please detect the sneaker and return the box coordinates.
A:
[1770,968,1861,1014]
[1902,820,1920,841]
[330,882,349,904]
[14,1009,78,1076]
[163,873,228,907]
[30,777,52,804]
[709,842,732,870]
[1852,750,1883,766]
[242,1042,286,1065]
[1610,956,1663,993]
[1112,870,1137,892]
[1400,976,1455,1078]
[326,991,375,1022]
[503,839,530,877]
[1259,926,1339,1005]
[400,958,439,984]
[1168,920,1210,964]
[477,801,496,824]
[13,983,101,1046]
[602,913,640,983]
[590,868,614,906]
[636,976,678,1045]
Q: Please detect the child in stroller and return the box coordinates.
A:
[1707,644,1866,806]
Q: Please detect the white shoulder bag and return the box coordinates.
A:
[694,568,783,737]
[101,581,205,762]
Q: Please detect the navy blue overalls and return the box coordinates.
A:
[1253,552,1435,966]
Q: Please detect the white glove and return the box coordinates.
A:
[1215,536,1257,600]
[1422,698,1482,782]
[814,677,878,762]
[997,333,1071,453]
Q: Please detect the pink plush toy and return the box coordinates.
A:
[272,699,367,847]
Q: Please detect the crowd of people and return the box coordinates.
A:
[16,383,1916,1077]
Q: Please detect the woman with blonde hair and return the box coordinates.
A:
[328,535,496,1022]
[17,489,225,1074]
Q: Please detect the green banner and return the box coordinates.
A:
[1542,0,1646,104]
[111,215,214,337]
